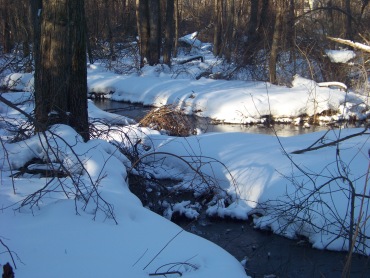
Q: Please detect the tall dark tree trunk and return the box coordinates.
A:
[258,0,271,36]
[34,0,89,141]
[136,0,161,67]
[68,0,89,140]
[213,0,222,57]
[148,0,160,65]
[173,0,179,57]
[104,0,116,61]
[247,0,259,42]
[136,0,150,67]
[85,15,94,64]
[1,0,13,53]
[327,0,334,37]
[269,0,283,84]
[224,0,235,62]
[344,0,353,40]
[163,0,174,66]
[244,0,260,64]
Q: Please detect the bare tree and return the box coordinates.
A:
[269,0,284,84]
[0,0,13,53]
[147,0,161,65]
[213,0,223,57]
[344,0,353,40]
[33,0,89,141]
[163,0,175,66]
[136,0,161,67]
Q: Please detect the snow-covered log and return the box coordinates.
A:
[317,81,347,91]
[327,36,370,53]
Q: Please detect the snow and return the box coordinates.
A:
[86,68,367,124]
[88,100,136,125]
[178,32,203,49]
[0,124,248,278]
[325,49,356,63]
[1,37,370,277]
[0,72,33,91]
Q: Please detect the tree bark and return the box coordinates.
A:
[104,0,115,61]
[136,0,150,67]
[136,0,161,67]
[344,0,353,40]
[34,0,89,141]
[173,0,179,57]
[1,0,13,53]
[244,0,260,63]
[163,0,174,66]
[247,0,259,42]
[68,0,89,140]
[223,0,235,62]
[148,0,161,65]
[269,0,284,84]
[213,0,223,57]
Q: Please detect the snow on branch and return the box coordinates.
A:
[317,81,347,91]
[327,36,370,53]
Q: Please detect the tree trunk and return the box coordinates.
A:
[173,0,179,57]
[1,0,13,53]
[136,0,161,67]
[223,0,234,62]
[163,0,174,66]
[327,0,334,37]
[68,0,89,141]
[344,0,353,40]
[148,0,161,65]
[34,0,89,141]
[244,0,260,63]
[136,0,150,67]
[213,0,222,56]
[247,0,259,41]
[85,14,94,64]
[258,0,271,37]
[104,0,115,61]
[269,0,283,84]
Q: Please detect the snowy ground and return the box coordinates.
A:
[1,35,370,277]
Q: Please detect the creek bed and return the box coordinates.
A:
[176,217,370,277]
[110,100,370,277]
[129,173,370,278]
[93,99,334,136]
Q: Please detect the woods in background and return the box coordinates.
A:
[0,0,369,84]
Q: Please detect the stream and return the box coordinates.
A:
[93,99,333,136]
[97,99,370,277]
[177,217,370,277]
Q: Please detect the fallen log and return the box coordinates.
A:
[177,55,204,65]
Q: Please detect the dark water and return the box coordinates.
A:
[177,217,370,278]
[93,99,332,137]
[101,99,370,277]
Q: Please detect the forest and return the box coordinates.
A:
[1,0,369,85]
[1,1,370,277]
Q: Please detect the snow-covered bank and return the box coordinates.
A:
[1,40,370,277]
[126,127,370,253]
[2,64,368,125]
[0,124,248,278]
[0,88,369,278]
[87,64,368,124]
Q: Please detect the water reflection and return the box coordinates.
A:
[93,100,331,137]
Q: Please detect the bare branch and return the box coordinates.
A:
[327,37,370,53]
[0,238,17,269]
[291,128,369,154]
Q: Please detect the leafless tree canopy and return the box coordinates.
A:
[0,0,369,84]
